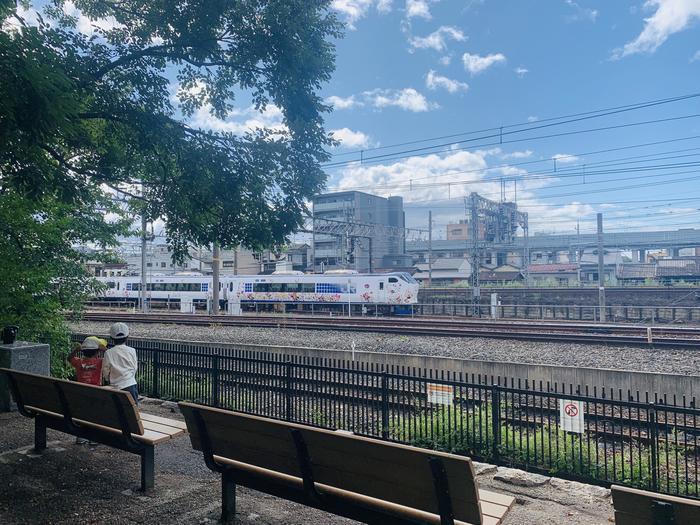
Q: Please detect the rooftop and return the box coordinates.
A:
[528,263,579,273]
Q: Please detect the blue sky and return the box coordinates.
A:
[12,1,700,240]
[313,0,700,238]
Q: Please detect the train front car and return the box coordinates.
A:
[383,272,419,314]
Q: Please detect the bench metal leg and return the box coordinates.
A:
[140,445,154,491]
[221,469,236,523]
[34,416,47,453]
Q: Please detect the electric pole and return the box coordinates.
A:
[597,213,606,322]
[428,210,433,288]
[140,214,148,313]
[212,243,220,314]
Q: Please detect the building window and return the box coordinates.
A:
[161,262,166,268]
[146,262,152,267]
[223,260,234,268]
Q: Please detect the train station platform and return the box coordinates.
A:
[0,399,614,525]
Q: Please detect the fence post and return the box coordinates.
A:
[285,359,292,421]
[152,348,160,399]
[491,385,501,461]
[211,354,220,408]
[381,370,389,440]
[648,404,658,492]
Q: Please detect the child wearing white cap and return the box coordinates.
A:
[102,322,139,404]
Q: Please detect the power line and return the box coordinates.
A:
[327,91,700,160]
[323,112,700,169]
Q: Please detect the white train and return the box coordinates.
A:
[96,272,419,314]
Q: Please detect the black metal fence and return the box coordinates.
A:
[75,335,700,498]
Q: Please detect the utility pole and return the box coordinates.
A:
[212,243,220,314]
[597,213,606,322]
[469,193,481,316]
[428,210,433,287]
[140,214,148,313]
[233,246,238,275]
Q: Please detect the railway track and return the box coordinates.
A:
[80,311,700,348]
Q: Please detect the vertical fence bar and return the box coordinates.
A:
[648,404,659,492]
[285,358,292,421]
[152,348,160,399]
[211,354,220,408]
[491,385,501,462]
[381,370,389,440]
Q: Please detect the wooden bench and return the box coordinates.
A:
[611,485,700,524]
[180,402,515,525]
[0,368,187,491]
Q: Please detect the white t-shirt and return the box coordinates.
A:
[102,344,138,390]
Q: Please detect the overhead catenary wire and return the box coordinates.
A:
[323,112,700,169]
[326,91,700,160]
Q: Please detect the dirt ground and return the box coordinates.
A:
[0,402,615,525]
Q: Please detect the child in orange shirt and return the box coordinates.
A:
[68,337,105,444]
[69,337,104,386]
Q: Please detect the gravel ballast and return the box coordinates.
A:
[70,320,700,375]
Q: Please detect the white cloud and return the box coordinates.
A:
[329,149,585,230]
[331,128,371,148]
[552,153,580,164]
[462,52,507,74]
[439,55,453,65]
[377,0,393,13]
[332,0,391,29]
[692,49,700,61]
[613,0,700,58]
[408,25,466,52]
[325,95,361,110]
[2,5,40,31]
[564,0,599,22]
[190,104,287,136]
[363,88,438,112]
[62,1,122,35]
[527,116,539,122]
[425,70,469,93]
[514,67,529,78]
[406,0,433,19]
[501,150,533,160]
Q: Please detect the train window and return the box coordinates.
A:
[253,283,270,292]
[269,283,285,292]
[388,277,398,283]
[301,283,315,292]
[106,281,116,289]
[201,283,209,292]
[379,282,384,290]
[245,283,254,292]
[117,282,120,290]
[229,283,233,292]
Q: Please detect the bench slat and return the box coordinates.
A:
[479,500,509,521]
[142,419,187,437]
[612,485,700,525]
[478,489,515,510]
[140,413,188,431]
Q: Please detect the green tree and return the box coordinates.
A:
[0,0,340,373]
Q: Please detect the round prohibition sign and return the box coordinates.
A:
[564,403,579,417]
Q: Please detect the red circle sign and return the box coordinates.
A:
[564,403,579,417]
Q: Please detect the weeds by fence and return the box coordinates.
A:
[73,334,700,498]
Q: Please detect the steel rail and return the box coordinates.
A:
[80,312,700,348]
